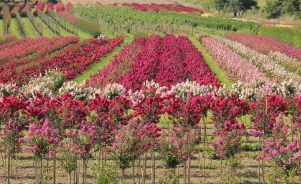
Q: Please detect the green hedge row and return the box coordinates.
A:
[71,6,260,34]
[259,25,301,50]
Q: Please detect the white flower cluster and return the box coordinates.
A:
[21,69,65,99]
[213,36,301,84]
[101,83,126,99]
[0,83,19,97]
[143,80,169,95]
[231,79,301,100]
[268,51,301,74]
[97,33,107,40]
[58,80,101,101]
[171,80,214,98]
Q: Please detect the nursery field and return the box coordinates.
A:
[1,1,301,184]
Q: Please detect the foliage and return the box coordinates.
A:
[72,6,260,33]
[259,26,301,50]
[213,0,257,17]
[265,0,301,17]
[74,18,102,38]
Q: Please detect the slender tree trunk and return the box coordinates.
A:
[151,148,155,184]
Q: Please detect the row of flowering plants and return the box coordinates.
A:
[199,34,270,84]
[1,76,301,183]
[0,34,17,44]
[10,2,25,18]
[0,36,79,85]
[0,35,124,85]
[199,34,301,85]
[86,34,220,91]
[225,32,301,76]
[118,3,203,13]
[226,32,301,60]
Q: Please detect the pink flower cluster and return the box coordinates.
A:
[56,2,65,12]
[200,35,270,83]
[65,2,73,12]
[226,32,301,60]
[33,2,44,16]
[44,3,54,14]
[57,11,76,21]
[20,2,33,17]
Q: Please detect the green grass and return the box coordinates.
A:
[9,18,21,38]
[72,35,133,83]
[34,16,57,38]
[188,35,233,87]
[77,30,92,40]
[22,17,39,38]
[0,20,3,35]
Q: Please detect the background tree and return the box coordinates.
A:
[265,0,301,17]
[213,0,257,17]
[213,0,227,13]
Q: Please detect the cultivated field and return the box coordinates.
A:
[1,1,301,184]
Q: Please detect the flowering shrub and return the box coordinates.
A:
[56,2,65,12]
[21,69,65,99]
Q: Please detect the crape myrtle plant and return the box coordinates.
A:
[0,95,29,184]
[257,115,301,183]
[130,85,165,184]
[161,93,208,184]
[210,94,249,183]
[111,119,162,183]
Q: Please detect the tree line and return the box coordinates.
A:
[203,0,301,18]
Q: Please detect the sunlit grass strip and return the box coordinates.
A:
[189,36,232,87]
[73,36,133,83]
[9,18,21,38]
[21,17,39,38]
[34,16,57,38]
[0,20,3,35]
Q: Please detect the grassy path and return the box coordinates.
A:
[0,20,3,35]
[34,16,57,37]
[9,18,21,38]
[77,29,92,40]
[188,35,233,87]
[73,35,133,83]
[22,17,40,38]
